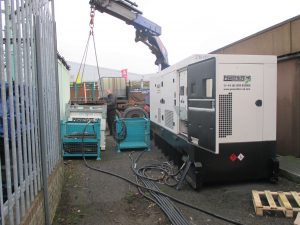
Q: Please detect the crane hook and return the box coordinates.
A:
[89,6,95,29]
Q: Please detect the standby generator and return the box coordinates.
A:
[150,54,279,189]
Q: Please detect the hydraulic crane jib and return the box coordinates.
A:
[89,0,169,69]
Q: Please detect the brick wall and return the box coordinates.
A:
[20,161,64,225]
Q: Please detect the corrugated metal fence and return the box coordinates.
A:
[0,0,60,224]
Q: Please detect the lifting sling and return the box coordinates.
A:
[75,6,104,100]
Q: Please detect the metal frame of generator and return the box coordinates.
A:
[115,117,150,152]
[66,104,107,150]
[150,54,278,189]
[61,120,101,160]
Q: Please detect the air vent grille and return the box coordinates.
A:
[158,108,161,123]
[219,93,232,138]
[165,110,174,129]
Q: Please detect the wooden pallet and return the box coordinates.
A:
[295,213,300,225]
[252,190,300,218]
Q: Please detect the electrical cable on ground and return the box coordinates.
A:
[78,121,246,225]
[130,152,189,225]
[83,153,245,225]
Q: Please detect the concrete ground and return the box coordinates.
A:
[279,156,300,183]
[53,136,300,225]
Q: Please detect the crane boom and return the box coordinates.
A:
[89,0,169,70]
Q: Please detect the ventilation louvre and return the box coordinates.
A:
[165,110,174,129]
[219,93,232,138]
[158,108,161,123]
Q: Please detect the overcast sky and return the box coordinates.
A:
[55,0,299,74]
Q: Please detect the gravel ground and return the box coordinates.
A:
[53,136,300,225]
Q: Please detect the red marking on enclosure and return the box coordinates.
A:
[229,153,237,162]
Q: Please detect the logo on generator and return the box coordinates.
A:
[223,75,252,91]
[224,75,251,83]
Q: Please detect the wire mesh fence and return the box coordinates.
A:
[0,0,60,224]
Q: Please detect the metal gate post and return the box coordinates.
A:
[35,15,51,225]
[51,0,62,158]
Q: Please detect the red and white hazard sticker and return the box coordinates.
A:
[229,153,245,162]
[229,153,237,162]
[238,153,245,161]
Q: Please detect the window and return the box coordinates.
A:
[206,79,213,98]
[191,82,196,94]
[180,86,185,95]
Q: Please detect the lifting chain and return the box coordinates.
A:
[76,5,104,97]
[89,6,95,32]
[89,5,104,97]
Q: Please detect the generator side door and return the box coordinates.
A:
[218,63,264,143]
[179,70,188,134]
[187,58,216,153]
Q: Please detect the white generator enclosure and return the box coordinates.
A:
[150,54,279,189]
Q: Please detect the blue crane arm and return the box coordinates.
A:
[89,0,169,70]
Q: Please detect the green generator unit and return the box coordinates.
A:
[61,120,101,160]
[115,117,150,152]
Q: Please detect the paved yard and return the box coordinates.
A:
[53,136,300,225]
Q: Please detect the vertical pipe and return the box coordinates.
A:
[8,0,22,223]
[34,80,42,192]
[32,0,42,192]
[35,15,50,225]
[84,83,87,103]
[52,15,62,165]
[47,12,52,174]
[33,33,42,192]
[92,82,95,100]
[25,0,37,196]
[44,12,52,174]
[40,9,49,175]
[3,0,16,223]
[31,0,42,193]
[46,15,53,172]
[0,2,7,224]
[27,0,38,197]
[23,0,34,204]
[75,83,78,100]
[14,0,26,216]
[51,21,58,168]
[51,16,57,170]
[34,0,42,190]
[20,0,30,210]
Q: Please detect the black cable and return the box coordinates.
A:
[78,122,245,225]
[84,159,245,225]
[131,152,189,225]
[140,177,188,225]
[135,154,202,225]
[132,151,185,188]
[137,163,183,186]
[76,121,244,225]
[114,117,127,142]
